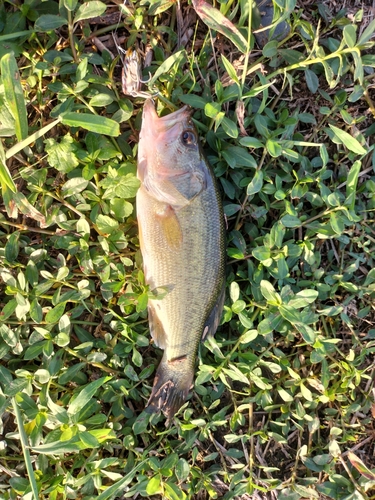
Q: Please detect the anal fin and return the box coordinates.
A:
[201,284,226,342]
[148,302,167,349]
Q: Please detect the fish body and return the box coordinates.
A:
[136,100,225,422]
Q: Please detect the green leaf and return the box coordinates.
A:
[110,198,133,219]
[266,139,282,157]
[148,0,176,15]
[79,431,100,448]
[5,231,20,262]
[26,261,38,287]
[279,304,302,324]
[288,290,318,308]
[0,155,17,192]
[114,175,140,199]
[260,280,281,304]
[73,1,106,23]
[345,160,361,210]
[320,144,329,167]
[296,323,316,344]
[30,299,43,323]
[89,93,114,107]
[64,0,78,12]
[96,215,119,235]
[329,211,344,235]
[222,146,257,168]
[322,60,335,88]
[221,116,238,138]
[205,102,221,118]
[0,323,17,348]
[279,49,304,64]
[132,411,150,435]
[192,0,248,53]
[229,282,240,303]
[343,24,356,48]
[247,170,263,196]
[280,214,302,228]
[34,14,68,31]
[176,458,190,482]
[34,368,50,384]
[61,177,89,198]
[1,299,17,321]
[305,69,319,94]
[146,476,162,495]
[45,302,66,324]
[178,94,208,109]
[221,55,240,85]
[61,113,120,137]
[67,376,112,415]
[95,461,147,500]
[1,52,28,141]
[239,137,264,149]
[164,482,187,500]
[58,362,86,385]
[24,342,45,360]
[358,18,375,45]
[278,388,293,402]
[149,50,186,86]
[352,50,364,84]
[252,246,271,262]
[328,125,366,154]
[44,135,79,173]
[300,382,313,401]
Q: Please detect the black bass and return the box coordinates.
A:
[137,99,225,423]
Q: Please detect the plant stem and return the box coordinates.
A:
[11,397,39,500]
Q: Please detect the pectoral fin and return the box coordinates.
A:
[156,204,183,251]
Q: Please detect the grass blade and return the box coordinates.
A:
[328,125,366,155]
[0,52,28,141]
[61,113,120,136]
[345,160,361,210]
[5,118,61,160]
[11,397,39,500]
[0,141,16,192]
[192,0,248,53]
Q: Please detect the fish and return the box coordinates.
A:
[136,99,226,423]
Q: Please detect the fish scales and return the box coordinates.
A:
[136,100,225,423]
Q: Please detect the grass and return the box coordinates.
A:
[0,0,375,498]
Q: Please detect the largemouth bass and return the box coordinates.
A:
[137,99,226,423]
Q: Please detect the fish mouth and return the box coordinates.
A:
[142,99,192,133]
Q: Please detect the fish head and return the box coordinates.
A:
[138,100,207,206]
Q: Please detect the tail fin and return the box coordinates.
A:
[146,354,194,425]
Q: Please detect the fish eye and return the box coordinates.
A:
[181,130,197,147]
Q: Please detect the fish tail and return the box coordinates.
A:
[146,354,194,425]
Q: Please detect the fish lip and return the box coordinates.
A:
[142,99,192,130]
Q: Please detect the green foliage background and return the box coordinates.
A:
[0,0,375,499]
